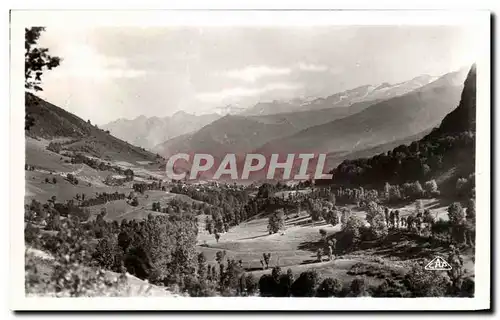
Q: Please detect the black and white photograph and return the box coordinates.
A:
[9,9,491,311]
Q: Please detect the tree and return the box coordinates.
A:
[466,198,476,223]
[324,209,340,227]
[340,215,365,250]
[340,207,351,225]
[100,207,107,218]
[422,209,435,230]
[277,269,294,297]
[447,247,465,293]
[316,277,343,297]
[25,27,61,91]
[424,179,440,197]
[263,253,271,269]
[245,273,258,296]
[370,214,388,239]
[290,270,320,297]
[319,228,327,241]
[384,182,391,201]
[124,169,134,182]
[307,198,323,223]
[389,185,402,202]
[130,197,139,207]
[316,248,323,262]
[411,181,424,199]
[403,262,449,297]
[456,178,468,197]
[268,209,285,234]
[365,201,381,226]
[258,274,277,297]
[215,250,226,264]
[271,266,282,283]
[349,277,367,297]
[448,202,465,226]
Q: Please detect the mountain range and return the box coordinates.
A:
[102,111,221,150]
[153,68,468,180]
[102,73,439,151]
[28,66,471,182]
[240,74,437,116]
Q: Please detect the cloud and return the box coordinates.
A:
[49,43,147,80]
[223,65,291,82]
[297,62,329,72]
[196,82,302,103]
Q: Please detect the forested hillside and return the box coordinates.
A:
[324,65,476,192]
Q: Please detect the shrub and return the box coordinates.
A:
[369,213,388,239]
[290,269,320,297]
[448,202,465,226]
[459,277,475,297]
[424,179,440,197]
[277,269,294,297]
[316,277,342,297]
[338,215,365,251]
[370,279,409,297]
[92,235,122,271]
[130,197,139,207]
[268,209,285,234]
[402,262,449,297]
[259,274,278,297]
[319,228,327,239]
[245,273,258,296]
[466,198,476,223]
[47,142,62,154]
[348,277,368,297]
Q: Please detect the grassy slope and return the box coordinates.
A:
[26,92,161,164]
[196,199,473,284]
[26,247,178,297]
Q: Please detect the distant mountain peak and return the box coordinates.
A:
[240,71,448,116]
[101,111,221,150]
[375,82,392,90]
[172,110,190,117]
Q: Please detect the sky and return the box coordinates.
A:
[35,25,479,125]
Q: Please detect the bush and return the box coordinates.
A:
[459,277,475,297]
[259,274,278,297]
[316,277,342,297]
[130,197,139,207]
[277,269,294,297]
[424,179,439,197]
[370,279,409,297]
[47,142,62,153]
[337,215,365,251]
[348,277,368,297]
[319,228,327,239]
[268,209,285,234]
[369,213,388,239]
[448,202,465,226]
[245,273,258,296]
[402,262,449,297]
[290,270,319,297]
